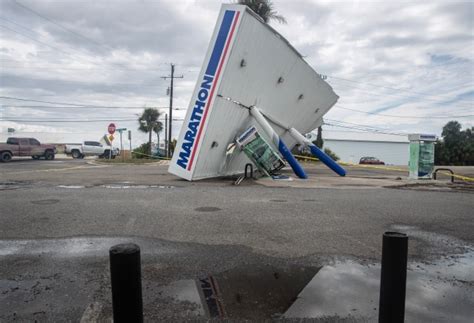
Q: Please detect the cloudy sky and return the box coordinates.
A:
[0,0,472,147]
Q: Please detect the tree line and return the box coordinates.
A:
[435,121,473,166]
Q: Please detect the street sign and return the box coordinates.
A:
[108,123,116,134]
[109,134,115,142]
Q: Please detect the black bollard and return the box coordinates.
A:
[378,232,408,323]
[109,243,143,323]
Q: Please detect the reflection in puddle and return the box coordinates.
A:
[284,250,474,322]
[158,264,319,320]
[160,251,473,321]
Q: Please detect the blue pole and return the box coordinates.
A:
[250,107,308,179]
[289,127,346,177]
[278,139,308,179]
[308,144,346,176]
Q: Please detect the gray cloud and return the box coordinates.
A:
[1,0,472,146]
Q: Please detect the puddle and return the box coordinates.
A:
[57,185,85,189]
[285,250,474,322]
[0,237,178,257]
[158,250,473,321]
[102,184,175,189]
[194,207,221,212]
[30,199,60,205]
[157,264,319,320]
[0,181,31,191]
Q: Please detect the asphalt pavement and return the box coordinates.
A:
[0,158,473,321]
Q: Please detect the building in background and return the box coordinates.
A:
[323,131,409,165]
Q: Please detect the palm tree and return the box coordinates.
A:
[138,108,162,156]
[153,121,163,155]
[237,0,287,24]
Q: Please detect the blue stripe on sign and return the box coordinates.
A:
[206,10,235,76]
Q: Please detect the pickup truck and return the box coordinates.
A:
[65,141,117,159]
[0,137,56,162]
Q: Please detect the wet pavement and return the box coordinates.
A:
[0,227,473,321]
[284,251,473,322]
[1,160,473,321]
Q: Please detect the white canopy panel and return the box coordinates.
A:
[169,4,338,181]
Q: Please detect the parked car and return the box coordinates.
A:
[0,137,56,162]
[359,156,385,165]
[65,141,117,159]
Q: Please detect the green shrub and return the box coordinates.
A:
[323,148,340,161]
[132,143,151,159]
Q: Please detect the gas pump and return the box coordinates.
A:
[408,134,437,179]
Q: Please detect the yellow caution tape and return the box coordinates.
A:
[437,172,474,182]
[294,154,319,162]
[294,155,474,182]
[131,151,171,160]
[339,162,407,172]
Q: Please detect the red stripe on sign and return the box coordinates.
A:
[187,11,241,171]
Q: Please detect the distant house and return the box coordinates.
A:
[322,131,409,165]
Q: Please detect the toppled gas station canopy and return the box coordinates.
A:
[169,4,340,181]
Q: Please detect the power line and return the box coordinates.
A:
[0,13,162,73]
[1,105,187,111]
[0,96,185,109]
[0,63,171,72]
[10,0,131,72]
[0,74,168,88]
[324,120,407,135]
[329,79,473,109]
[324,118,409,135]
[0,24,75,57]
[1,105,152,109]
[0,22,134,73]
[10,1,185,73]
[1,117,185,122]
[0,19,115,68]
[12,0,106,49]
[0,15,40,35]
[326,74,473,103]
[1,118,138,123]
[334,105,474,119]
[323,122,407,137]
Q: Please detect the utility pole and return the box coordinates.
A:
[128,130,132,158]
[164,113,168,156]
[162,64,183,157]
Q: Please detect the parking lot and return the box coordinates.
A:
[1,158,473,321]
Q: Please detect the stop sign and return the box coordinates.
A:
[108,123,116,134]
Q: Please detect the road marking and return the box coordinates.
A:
[80,302,103,323]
